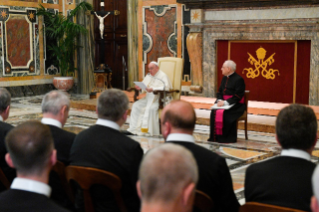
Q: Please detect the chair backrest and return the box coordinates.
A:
[158,57,184,100]
[0,167,10,189]
[244,90,250,107]
[65,166,127,212]
[51,161,74,203]
[193,190,214,212]
[240,202,306,212]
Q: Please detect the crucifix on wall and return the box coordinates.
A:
[90,1,120,95]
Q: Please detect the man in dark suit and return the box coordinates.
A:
[0,121,69,212]
[208,60,246,143]
[41,90,75,165]
[0,88,15,190]
[41,90,76,209]
[311,166,319,212]
[70,89,143,212]
[245,104,317,211]
[137,143,198,212]
[161,100,240,212]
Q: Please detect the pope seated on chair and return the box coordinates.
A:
[127,61,172,136]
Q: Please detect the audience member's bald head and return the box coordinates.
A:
[138,143,198,211]
[5,121,55,177]
[161,100,196,138]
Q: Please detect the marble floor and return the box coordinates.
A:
[7,95,319,205]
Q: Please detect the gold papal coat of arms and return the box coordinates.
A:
[242,47,280,80]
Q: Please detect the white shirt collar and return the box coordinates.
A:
[166,133,195,143]
[0,116,3,122]
[281,148,311,161]
[41,118,62,128]
[11,178,51,197]
[96,118,120,131]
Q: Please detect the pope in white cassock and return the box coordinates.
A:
[127,61,172,136]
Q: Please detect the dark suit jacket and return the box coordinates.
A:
[45,124,76,210]
[0,189,70,212]
[70,125,143,212]
[46,125,75,165]
[0,122,15,190]
[168,141,240,212]
[245,156,316,211]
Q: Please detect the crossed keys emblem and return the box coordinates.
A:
[242,47,280,80]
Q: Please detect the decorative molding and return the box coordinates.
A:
[43,0,59,5]
[191,9,203,23]
[148,5,171,17]
[0,6,39,77]
[167,21,177,55]
[176,0,319,9]
[205,6,319,21]
[142,5,177,76]
[0,78,53,87]
[142,7,153,76]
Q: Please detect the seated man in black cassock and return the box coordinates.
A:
[208,60,245,143]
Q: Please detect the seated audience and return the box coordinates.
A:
[245,104,317,211]
[137,143,198,212]
[311,166,319,212]
[162,100,240,212]
[70,89,143,212]
[0,88,15,190]
[41,90,76,209]
[0,121,69,212]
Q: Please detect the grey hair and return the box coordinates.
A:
[224,60,236,72]
[41,90,70,115]
[97,89,129,121]
[0,88,11,113]
[138,143,198,203]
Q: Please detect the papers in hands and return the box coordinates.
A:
[134,82,147,91]
[210,103,235,110]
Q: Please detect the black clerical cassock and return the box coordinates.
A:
[208,72,246,143]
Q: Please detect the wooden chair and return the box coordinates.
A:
[51,161,75,203]
[65,166,127,212]
[237,90,250,140]
[240,202,306,212]
[0,167,10,189]
[193,190,214,212]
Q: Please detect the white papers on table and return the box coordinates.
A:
[134,81,147,91]
[210,104,235,110]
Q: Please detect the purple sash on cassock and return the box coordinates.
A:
[215,95,244,135]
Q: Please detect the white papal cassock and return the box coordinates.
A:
[128,70,172,136]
